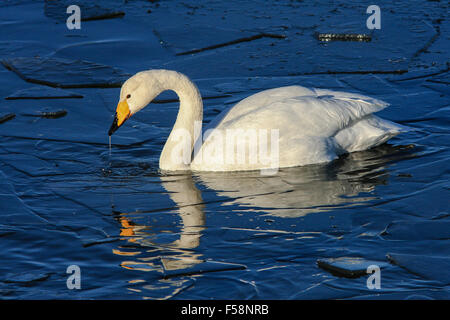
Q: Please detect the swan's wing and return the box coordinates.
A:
[205,86,315,131]
[313,88,389,112]
[211,86,390,138]
[196,86,399,170]
[311,89,405,151]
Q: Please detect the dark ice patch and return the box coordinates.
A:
[317,257,388,278]
[0,0,35,7]
[154,25,284,56]
[52,39,166,71]
[423,82,450,95]
[3,271,51,284]
[5,86,83,100]
[0,113,15,124]
[0,41,52,59]
[387,253,450,285]
[1,57,130,88]
[381,220,450,240]
[44,0,125,22]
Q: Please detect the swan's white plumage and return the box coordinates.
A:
[116,70,404,172]
[193,85,403,170]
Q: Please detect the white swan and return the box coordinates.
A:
[108,69,404,172]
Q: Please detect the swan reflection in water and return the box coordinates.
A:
[112,143,414,296]
[116,173,206,273]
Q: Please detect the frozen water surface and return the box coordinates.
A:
[0,0,449,299]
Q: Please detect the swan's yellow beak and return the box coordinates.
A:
[108,100,131,136]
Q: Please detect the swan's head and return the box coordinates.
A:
[108,71,163,136]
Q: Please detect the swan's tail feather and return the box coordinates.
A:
[334,115,407,153]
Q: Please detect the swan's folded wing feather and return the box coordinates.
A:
[218,95,389,137]
[289,95,389,137]
[209,86,390,137]
[207,86,315,129]
[313,88,389,112]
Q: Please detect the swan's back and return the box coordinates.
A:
[193,85,404,171]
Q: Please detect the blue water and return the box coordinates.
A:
[0,0,449,299]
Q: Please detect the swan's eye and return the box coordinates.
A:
[126,94,131,99]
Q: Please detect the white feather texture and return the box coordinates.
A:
[117,70,405,172]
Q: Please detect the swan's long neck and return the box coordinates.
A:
[155,71,203,171]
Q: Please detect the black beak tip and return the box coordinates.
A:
[108,115,119,136]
